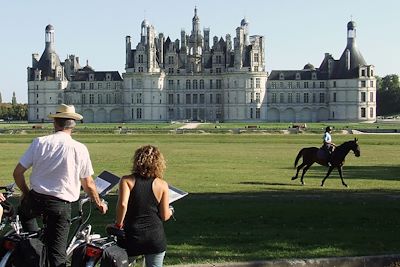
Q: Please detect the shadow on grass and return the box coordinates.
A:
[162,190,400,264]
[283,165,400,182]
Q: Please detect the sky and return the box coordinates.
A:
[0,0,399,103]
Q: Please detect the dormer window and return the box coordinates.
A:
[295,73,301,80]
[106,73,112,81]
[279,73,285,80]
[361,69,366,77]
[312,72,317,80]
[89,74,95,81]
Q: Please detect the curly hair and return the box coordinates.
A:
[131,145,166,179]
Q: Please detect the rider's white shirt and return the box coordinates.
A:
[323,132,332,143]
[19,131,94,202]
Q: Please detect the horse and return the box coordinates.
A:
[291,138,360,187]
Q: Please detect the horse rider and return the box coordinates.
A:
[322,126,335,166]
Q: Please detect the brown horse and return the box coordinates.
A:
[291,138,360,187]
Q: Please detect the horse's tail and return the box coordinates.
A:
[294,149,304,168]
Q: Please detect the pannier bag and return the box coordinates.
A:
[13,238,47,267]
[100,245,129,267]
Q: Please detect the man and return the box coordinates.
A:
[13,104,107,267]
[322,126,334,166]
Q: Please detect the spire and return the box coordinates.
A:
[12,91,16,105]
[192,6,200,35]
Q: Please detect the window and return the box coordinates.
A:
[370,107,374,118]
[288,93,293,103]
[271,93,277,103]
[304,82,309,88]
[209,80,213,89]
[254,53,259,63]
[296,93,300,103]
[98,94,103,104]
[280,93,284,103]
[186,80,191,89]
[192,94,198,104]
[250,108,253,119]
[136,93,142,104]
[370,81,374,87]
[256,108,260,119]
[138,54,144,63]
[319,93,325,103]
[138,67,143,72]
[186,94,191,104]
[210,94,213,104]
[333,81,337,87]
[333,92,337,102]
[254,66,259,72]
[320,82,325,88]
[256,78,261,88]
[271,82,276,89]
[200,94,205,104]
[82,94,86,104]
[279,82,283,88]
[288,82,293,89]
[89,94,94,104]
[361,81,366,87]
[361,69,366,76]
[168,80,174,90]
[168,68,174,74]
[89,83,94,90]
[296,81,301,88]
[370,92,374,102]
[361,107,366,118]
[168,94,174,105]
[256,93,260,103]
[107,82,111,90]
[106,94,111,104]
[200,80,204,89]
[193,80,198,89]
[312,82,316,88]
[361,92,366,102]
[216,55,222,64]
[81,83,85,90]
[216,79,222,89]
[137,108,142,119]
[168,56,174,64]
[216,68,222,73]
[250,92,254,103]
[216,94,221,104]
[312,93,316,103]
[303,93,309,103]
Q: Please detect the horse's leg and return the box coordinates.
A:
[300,164,313,185]
[337,166,348,187]
[321,166,335,187]
[292,163,306,181]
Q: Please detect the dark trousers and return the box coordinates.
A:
[18,190,71,267]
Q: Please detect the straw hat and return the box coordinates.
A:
[48,104,83,120]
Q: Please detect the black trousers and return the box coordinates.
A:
[18,190,71,267]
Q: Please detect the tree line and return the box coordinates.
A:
[0,103,28,121]
[376,74,400,116]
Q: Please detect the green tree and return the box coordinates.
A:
[377,74,400,91]
[377,74,400,115]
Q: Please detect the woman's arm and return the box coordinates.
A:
[158,180,172,221]
[115,177,132,228]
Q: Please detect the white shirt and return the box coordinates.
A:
[19,131,94,202]
[323,132,332,143]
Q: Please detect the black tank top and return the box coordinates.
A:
[123,176,166,256]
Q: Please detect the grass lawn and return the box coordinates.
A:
[0,133,399,264]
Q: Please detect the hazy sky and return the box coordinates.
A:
[0,0,398,103]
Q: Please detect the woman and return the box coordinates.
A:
[322,126,334,166]
[115,145,173,267]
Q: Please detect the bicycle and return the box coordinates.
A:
[74,206,175,267]
[0,185,108,267]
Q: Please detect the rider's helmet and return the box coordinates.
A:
[325,126,333,132]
